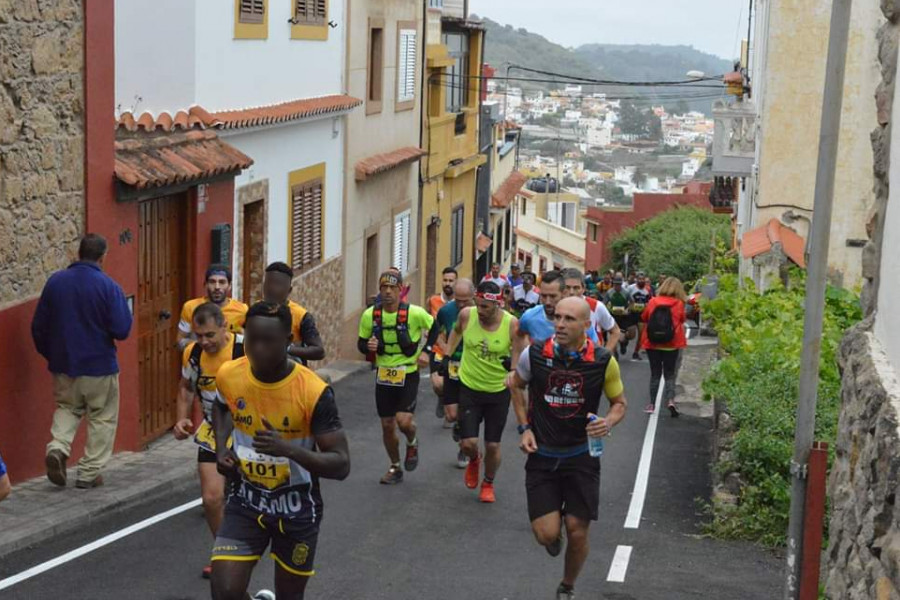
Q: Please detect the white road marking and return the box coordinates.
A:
[623,375,665,529]
[0,497,202,591]
[606,545,633,583]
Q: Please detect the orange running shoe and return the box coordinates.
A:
[479,480,496,503]
[465,454,481,489]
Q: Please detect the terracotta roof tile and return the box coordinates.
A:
[741,218,806,267]
[115,129,253,191]
[492,171,528,209]
[118,110,203,133]
[202,95,362,130]
[355,146,427,182]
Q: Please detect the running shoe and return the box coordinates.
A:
[435,401,444,419]
[465,454,481,489]
[452,422,461,442]
[202,565,212,579]
[643,403,655,414]
[668,401,679,418]
[555,583,575,599]
[546,531,564,557]
[380,466,404,484]
[253,591,276,600]
[632,351,642,361]
[456,450,468,469]
[404,443,419,471]
[479,480,496,503]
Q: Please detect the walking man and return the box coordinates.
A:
[178,265,249,350]
[212,301,349,600]
[173,302,244,579]
[445,281,523,503]
[508,297,627,600]
[357,271,433,484]
[425,279,476,467]
[262,262,325,364]
[32,234,133,488]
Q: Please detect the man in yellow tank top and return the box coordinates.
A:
[177,265,249,351]
[445,281,525,504]
[262,262,325,365]
[211,301,349,599]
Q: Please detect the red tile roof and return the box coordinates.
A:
[741,219,806,267]
[491,171,528,209]
[355,147,427,182]
[115,130,253,191]
[116,95,362,133]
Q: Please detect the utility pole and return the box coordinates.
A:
[783,0,852,598]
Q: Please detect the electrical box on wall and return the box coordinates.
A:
[211,224,232,267]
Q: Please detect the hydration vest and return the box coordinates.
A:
[372,302,418,357]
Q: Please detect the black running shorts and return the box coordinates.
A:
[375,369,420,418]
[458,384,511,443]
[211,503,320,576]
[198,447,217,464]
[525,452,601,522]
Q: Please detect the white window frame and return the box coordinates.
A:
[393,209,411,274]
[397,28,417,104]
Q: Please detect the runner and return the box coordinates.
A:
[427,267,458,420]
[604,273,634,359]
[445,281,523,503]
[211,301,349,600]
[561,268,622,354]
[508,297,628,600]
[597,270,614,297]
[481,262,510,290]
[507,262,524,289]
[518,271,601,346]
[262,262,325,365]
[178,265,248,351]
[172,302,245,579]
[511,270,540,316]
[628,275,654,361]
[357,271,433,484]
[425,278,476,468]
[640,277,688,416]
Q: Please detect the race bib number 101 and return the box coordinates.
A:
[236,445,291,491]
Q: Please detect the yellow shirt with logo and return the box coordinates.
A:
[182,333,241,421]
[215,357,333,519]
[179,297,249,335]
[288,300,308,344]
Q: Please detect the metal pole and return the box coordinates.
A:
[783,0,852,598]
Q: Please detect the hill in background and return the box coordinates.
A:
[476,16,734,114]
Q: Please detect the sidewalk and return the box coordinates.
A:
[0,360,369,559]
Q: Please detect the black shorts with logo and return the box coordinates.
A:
[525,452,601,522]
[458,384,510,443]
[211,503,320,576]
[375,369,420,418]
[442,357,462,406]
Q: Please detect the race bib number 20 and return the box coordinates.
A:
[376,366,407,387]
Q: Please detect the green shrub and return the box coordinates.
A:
[701,271,861,547]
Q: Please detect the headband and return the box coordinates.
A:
[476,291,502,302]
[379,273,401,287]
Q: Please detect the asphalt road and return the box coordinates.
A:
[0,357,781,599]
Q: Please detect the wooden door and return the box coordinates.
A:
[364,233,379,304]
[425,222,438,296]
[242,200,265,305]
[137,194,188,443]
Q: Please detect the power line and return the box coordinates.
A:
[507,64,726,86]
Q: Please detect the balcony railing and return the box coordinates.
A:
[711,98,756,177]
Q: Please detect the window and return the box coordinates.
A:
[494,222,503,265]
[428,0,443,8]
[450,205,464,266]
[294,0,326,25]
[521,198,527,215]
[553,262,563,272]
[290,178,323,273]
[397,26,417,109]
[393,210,411,274]
[442,31,469,114]
[235,0,268,39]
[504,209,512,254]
[539,256,547,274]
[239,0,265,23]
[367,21,385,114]
[588,223,598,243]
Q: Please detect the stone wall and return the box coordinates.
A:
[824,2,900,598]
[0,0,84,307]
[290,256,344,368]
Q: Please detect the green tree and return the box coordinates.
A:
[607,206,731,281]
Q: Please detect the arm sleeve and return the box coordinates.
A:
[604,357,624,399]
[311,388,343,435]
[515,348,532,382]
[425,318,443,352]
[299,314,323,347]
[107,283,133,341]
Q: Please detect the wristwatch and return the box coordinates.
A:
[517,424,531,435]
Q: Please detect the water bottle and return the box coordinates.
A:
[587,414,604,457]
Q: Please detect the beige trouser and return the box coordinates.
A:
[46,373,120,482]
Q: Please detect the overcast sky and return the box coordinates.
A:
[468,0,747,60]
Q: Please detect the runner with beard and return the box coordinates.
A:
[178,265,248,351]
[427,268,458,420]
[628,275,654,361]
[517,271,600,346]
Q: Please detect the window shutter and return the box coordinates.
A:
[241,0,264,24]
[295,0,307,20]
[393,210,410,274]
[291,181,323,272]
[315,0,327,23]
[398,30,417,102]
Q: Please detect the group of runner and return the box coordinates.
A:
[172,257,685,599]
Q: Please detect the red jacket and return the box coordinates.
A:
[639,296,687,350]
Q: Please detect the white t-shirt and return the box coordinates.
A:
[481,274,509,289]
[587,297,616,332]
[513,284,540,306]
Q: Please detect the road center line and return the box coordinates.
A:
[0,497,202,591]
[623,374,665,529]
[606,544,633,583]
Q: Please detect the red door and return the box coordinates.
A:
[137,194,188,443]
